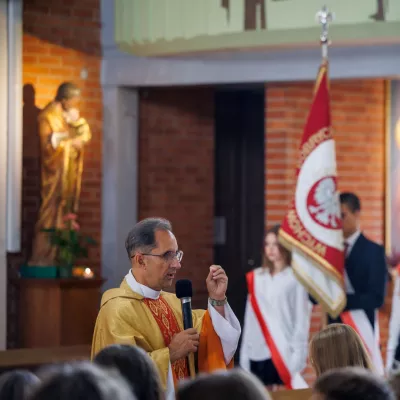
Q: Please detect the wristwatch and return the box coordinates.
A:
[209,296,227,306]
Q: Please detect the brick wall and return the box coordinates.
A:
[265,79,387,383]
[138,87,215,307]
[7,0,102,347]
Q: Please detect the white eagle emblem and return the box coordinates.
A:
[308,177,341,228]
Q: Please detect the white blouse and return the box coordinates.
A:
[239,267,312,373]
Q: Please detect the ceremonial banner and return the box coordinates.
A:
[279,62,346,319]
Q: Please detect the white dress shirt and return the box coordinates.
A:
[239,267,312,374]
[125,272,241,400]
[344,230,361,257]
[343,230,361,293]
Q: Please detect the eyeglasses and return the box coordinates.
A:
[137,250,183,263]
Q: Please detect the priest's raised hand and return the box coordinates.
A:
[206,265,228,317]
[206,265,228,300]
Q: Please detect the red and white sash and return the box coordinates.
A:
[246,271,307,389]
[340,271,384,375]
[386,266,400,372]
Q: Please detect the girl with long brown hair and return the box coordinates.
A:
[309,323,373,377]
[239,225,312,390]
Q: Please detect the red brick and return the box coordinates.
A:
[138,87,214,304]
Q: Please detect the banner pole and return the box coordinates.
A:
[316,5,334,61]
[316,5,334,328]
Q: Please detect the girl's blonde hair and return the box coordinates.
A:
[309,323,373,377]
[262,225,291,272]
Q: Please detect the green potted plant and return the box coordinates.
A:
[42,213,96,278]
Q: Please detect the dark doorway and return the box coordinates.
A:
[214,87,265,359]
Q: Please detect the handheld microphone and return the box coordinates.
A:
[175,279,193,330]
[176,279,198,372]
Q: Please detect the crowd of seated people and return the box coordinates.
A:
[0,323,399,400]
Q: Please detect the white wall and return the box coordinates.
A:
[102,45,400,87]
[0,0,23,349]
[6,0,22,253]
[0,0,8,350]
[102,87,139,290]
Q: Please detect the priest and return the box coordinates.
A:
[91,217,241,399]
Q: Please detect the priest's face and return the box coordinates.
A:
[143,230,182,291]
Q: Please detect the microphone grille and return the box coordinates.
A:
[175,279,192,298]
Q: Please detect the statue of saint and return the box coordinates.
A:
[29,82,92,266]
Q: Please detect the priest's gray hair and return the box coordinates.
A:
[125,217,172,259]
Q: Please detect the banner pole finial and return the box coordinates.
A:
[316,5,334,60]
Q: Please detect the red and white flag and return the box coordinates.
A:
[278,62,346,319]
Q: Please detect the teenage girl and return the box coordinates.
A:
[240,225,312,389]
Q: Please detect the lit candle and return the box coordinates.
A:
[83,268,94,279]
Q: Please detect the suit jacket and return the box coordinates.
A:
[328,233,388,328]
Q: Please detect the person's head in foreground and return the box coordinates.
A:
[312,367,395,400]
[176,368,271,400]
[94,344,163,400]
[0,369,40,400]
[30,362,135,400]
[309,323,373,376]
[388,368,400,399]
[125,218,183,291]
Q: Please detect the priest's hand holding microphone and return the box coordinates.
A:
[168,265,228,363]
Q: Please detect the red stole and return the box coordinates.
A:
[143,296,190,383]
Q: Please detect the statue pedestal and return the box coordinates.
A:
[14,278,104,348]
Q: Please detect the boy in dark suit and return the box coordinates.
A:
[324,192,387,373]
[333,192,387,328]
[310,192,387,373]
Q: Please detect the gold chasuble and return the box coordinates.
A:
[91,279,233,388]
